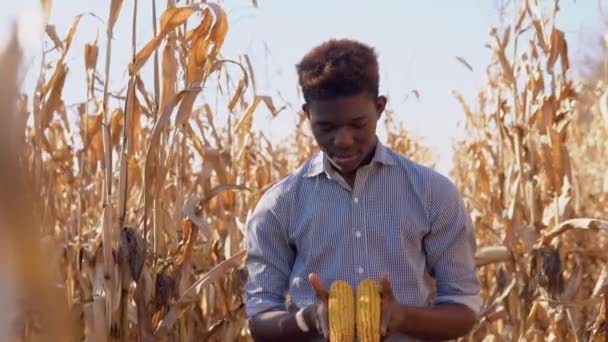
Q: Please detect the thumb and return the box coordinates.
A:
[381,309,391,336]
[308,273,328,301]
[379,273,394,336]
[379,273,394,299]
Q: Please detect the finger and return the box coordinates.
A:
[309,273,328,301]
[315,301,329,339]
[320,313,329,340]
[379,273,394,299]
[380,273,393,336]
[380,304,391,336]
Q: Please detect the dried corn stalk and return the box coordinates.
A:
[451,1,608,341]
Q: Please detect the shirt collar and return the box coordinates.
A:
[304,137,396,178]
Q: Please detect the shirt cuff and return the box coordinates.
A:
[245,297,286,319]
[432,294,482,317]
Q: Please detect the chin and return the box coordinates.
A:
[331,159,359,174]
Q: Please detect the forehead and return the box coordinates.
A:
[308,93,376,123]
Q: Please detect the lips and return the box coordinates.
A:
[332,154,359,169]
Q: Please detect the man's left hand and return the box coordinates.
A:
[377,273,479,341]
[379,273,404,337]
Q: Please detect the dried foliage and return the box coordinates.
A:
[450,1,608,340]
[1,0,606,341]
[0,23,76,342]
[1,1,433,341]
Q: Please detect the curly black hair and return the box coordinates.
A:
[296,39,380,103]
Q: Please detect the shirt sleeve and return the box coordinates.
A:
[244,188,295,319]
[423,175,482,316]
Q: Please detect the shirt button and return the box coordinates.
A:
[353,197,359,204]
[357,267,364,274]
[355,231,362,238]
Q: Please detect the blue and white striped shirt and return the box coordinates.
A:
[244,138,481,341]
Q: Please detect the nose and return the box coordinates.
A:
[333,127,354,150]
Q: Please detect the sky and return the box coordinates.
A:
[0,0,605,176]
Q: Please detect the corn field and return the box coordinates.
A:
[0,0,606,341]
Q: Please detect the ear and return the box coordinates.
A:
[302,103,311,120]
[375,95,387,119]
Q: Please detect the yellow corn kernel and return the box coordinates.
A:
[328,280,356,342]
[356,279,381,342]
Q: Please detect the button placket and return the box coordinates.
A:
[351,168,370,278]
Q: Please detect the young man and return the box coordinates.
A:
[244,39,481,341]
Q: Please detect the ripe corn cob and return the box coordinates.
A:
[328,280,356,342]
[356,279,381,342]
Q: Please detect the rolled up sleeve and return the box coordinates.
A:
[244,190,295,319]
[424,175,482,316]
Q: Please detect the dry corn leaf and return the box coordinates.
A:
[485,278,518,316]
[527,0,549,52]
[228,77,247,112]
[110,108,123,150]
[506,285,521,325]
[185,9,214,85]
[599,87,608,125]
[134,75,155,115]
[84,40,99,72]
[130,6,200,74]
[144,89,189,196]
[476,246,512,267]
[175,219,198,269]
[549,127,567,191]
[514,0,528,32]
[135,267,154,341]
[491,31,517,86]
[208,3,229,58]
[45,25,63,50]
[59,14,83,64]
[41,63,67,129]
[592,266,608,298]
[83,111,103,148]
[455,56,474,72]
[233,95,282,135]
[108,0,124,35]
[155,250,246,336]
[589,303,607,341]
[160,33,178,111]
[182,197,212,240]
[117,81,135,226]
[541,218,608,245]
[244,54,257,94]
[542,189,571,227]
[547,28,565,71]
[501,26,511,50]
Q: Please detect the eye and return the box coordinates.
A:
[352,120,367,129]
[317,124,334,132]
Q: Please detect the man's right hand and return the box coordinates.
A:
[247,273,331,341]
[304,273,330,339]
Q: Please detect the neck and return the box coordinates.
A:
[332,139,378,187]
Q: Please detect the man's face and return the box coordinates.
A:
[303,92,387,176]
